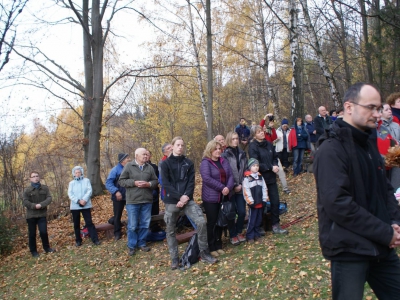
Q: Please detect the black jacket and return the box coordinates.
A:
[314,115,333,141]
[248,139,278,185]
[160,154,195,204]
[313,119,400,259]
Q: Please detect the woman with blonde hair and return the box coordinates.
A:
[200,140,235,257]
[221,131,247,243]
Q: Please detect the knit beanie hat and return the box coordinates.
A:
[248,158,259,169]
[118,153,129,163]
[281,118,289,125]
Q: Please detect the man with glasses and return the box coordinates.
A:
[313,83,400,299]
[23,171,55,257]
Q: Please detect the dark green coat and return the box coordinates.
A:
[23,185,52,219]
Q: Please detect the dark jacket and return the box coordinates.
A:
[221,146,248,191]
[23,184,52,219]
[293,121,310,149]
[248,139,278,185]
[200,157,234,203]
[160,154,195,204]
[118,160,158,205]
[313,119,400,259]
[314,115,333,141]
[148,161,160,199]
[105,163,127,201]
[235,124,251,142]
[305,121,317,143]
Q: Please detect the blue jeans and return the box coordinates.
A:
[331,250,400,300]
[292,148,305,175]
[126,203,152,249]
[233,193,246,234]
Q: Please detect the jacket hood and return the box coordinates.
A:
[72,166,84,179]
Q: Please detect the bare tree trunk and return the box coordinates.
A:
[331,0,352,88]
[300,0,341,109]
[187,0,208,129]
[373,0,383,90]
[289,0,302,119]
[206,0,213,140]
[359,0,374,83]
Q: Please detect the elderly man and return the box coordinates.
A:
[314,106,332,141]
[23,171,56,257]
[313,83,400,299]
[214,135,226,152]
[119,148,158,256]
[106,153,131,241]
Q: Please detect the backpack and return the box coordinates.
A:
[179,233,200,270]
[146,229,166,242]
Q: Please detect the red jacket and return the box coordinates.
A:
[260,119,277,143]
[288,128,298,151]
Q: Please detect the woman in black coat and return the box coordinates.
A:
[248,125,287,235]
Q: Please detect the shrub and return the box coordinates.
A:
[0,211,19,256]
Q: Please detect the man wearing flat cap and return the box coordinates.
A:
[106,153,131,241]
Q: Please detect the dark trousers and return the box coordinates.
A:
[27,217,50,253]
[113,200,126,237]
[331,250,400,300]
[277,148,289,168]
[233,193,246,234]
[246,207,262,240]
[151,192,160,216]
[203,201,223,251]
[71,209,99,243]
[266,182,280,226]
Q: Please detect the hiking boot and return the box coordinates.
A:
[258,227,266,236]
[272,225,288,235]
[216,249,225,255]
[230,236,240,245]
[128,247,136,256]
[45,248,56,253]
[114,234,121,241]
[31,251,39,258]
[237,234,246,243]
[210,251,219,257]
[283,188,291,194]
[171,258,179,270]
[93,241,101,246]
[140,246,151,252]
[200,250,218,264]
[247,239,255,244]
[75,241,82,247]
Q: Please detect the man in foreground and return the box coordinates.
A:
[313,83,400,299]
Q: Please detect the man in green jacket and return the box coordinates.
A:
[119,148,158,256]
[23,171,55,257]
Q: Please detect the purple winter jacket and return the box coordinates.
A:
[200,157,235,203]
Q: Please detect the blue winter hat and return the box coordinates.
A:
[281,118,289,125]
[118,153,129,163]
[248,158,259,169]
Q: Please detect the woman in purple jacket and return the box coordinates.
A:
[200,140,235,257]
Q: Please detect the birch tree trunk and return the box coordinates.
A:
[187,0,208,129]
[300,0,341,109]
[359,0,374,83]
[206,0,213,140]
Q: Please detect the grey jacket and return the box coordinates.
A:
[118,161,158,204]
[382,117,400,142]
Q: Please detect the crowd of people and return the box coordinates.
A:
[21,84,400,298]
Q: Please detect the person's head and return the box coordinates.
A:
[381,103,392,120]
[161,143,173,157]
[146,150,152,162]
[29,171,40,184]
[203,140,222,160]
[281,118,289,130]
[214,135,226,148]
[342,83,382,131]
[305,114,312,123]
[248,158,259,173]
[318,106,327,117]
[225,131,239,148]
[72,166,84,179]
[251,125,264,141]
[386,92,400,109]
[240,118,246,126]
[118,153,130,166]
[135,148,148,165]
[330,110,337,117]
[337,108,344,116]
[296,117,303,127]
[171,136,185,156]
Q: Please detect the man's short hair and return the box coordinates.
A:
[343,82,379,104]
[30,171,40,178]
[161,143,171,154]
[386,92,400,106]
[240,117,245,121]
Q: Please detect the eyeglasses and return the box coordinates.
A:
[351,102,383,113]
[31,175,39,178]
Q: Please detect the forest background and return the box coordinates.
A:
[0,0,399,223]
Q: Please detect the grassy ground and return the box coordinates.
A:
[0,173,384,299]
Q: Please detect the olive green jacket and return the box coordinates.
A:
[23,185,52,219]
